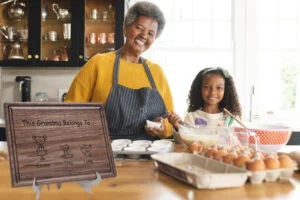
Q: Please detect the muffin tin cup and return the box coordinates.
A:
[111,139,174,159]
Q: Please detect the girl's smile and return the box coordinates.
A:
[201,74,225,109]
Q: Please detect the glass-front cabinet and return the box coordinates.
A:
[0,0,124,67]
[40,0,72,63]
[0,0,31,66]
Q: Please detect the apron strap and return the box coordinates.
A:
[113,49,157,89]
[140,57,157,90]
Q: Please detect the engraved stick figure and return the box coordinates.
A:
[32,135,47,160]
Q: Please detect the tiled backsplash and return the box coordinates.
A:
[0,67,80,118]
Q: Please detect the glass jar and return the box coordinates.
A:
[35,92,48,102]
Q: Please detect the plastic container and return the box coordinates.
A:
[35,92,48,102]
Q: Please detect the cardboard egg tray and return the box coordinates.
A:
[111,139,174,159]
[202,153,298,184]
[151,152,297,189]
[151,152,250,189]
[248,168,296,184]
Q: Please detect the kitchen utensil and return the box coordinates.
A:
[0,25,19,41]
[18,28,28,40]
[52,3,71,20]
[97,32,106,44]
[63,23,71,40]
[47,31,57,41]
[1,0,26,19]
[41,3,47,21]
[179,121,195,128]
[235,124,292,152]
[223,108,248,128]
[3,42,24,59]
[15,76,31,102]
[90,8,98,20]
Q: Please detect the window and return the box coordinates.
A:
[126,0,234,119]
[126,0,300,130]
[246,0,300,129]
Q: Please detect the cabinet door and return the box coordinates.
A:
[77,0,124,66]
[0,0,33,66]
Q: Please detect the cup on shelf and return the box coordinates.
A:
[41,4,48,21]
[63,23,71,40]
[18,29,28,40]
[107,32,114,44]
[97,33,106,44]
[90,8,98,20]
[88,32,96,44]
[48,31,57,41]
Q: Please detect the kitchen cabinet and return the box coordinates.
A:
[0,0,124,67]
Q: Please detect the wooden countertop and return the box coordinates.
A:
[0,145,300,200]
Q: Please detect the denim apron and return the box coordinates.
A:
[105,50,167,140]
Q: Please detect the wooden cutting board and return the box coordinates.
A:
[4,102,116,187]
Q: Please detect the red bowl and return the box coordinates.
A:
[235,124,292,152]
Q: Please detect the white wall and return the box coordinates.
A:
[0,67,80,118]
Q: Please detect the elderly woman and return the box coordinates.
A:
[65,2,174,140]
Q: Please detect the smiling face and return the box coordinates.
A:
[201,73,225,108]
[123,15,158,56]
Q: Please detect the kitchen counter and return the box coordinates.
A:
[0,145,300,200]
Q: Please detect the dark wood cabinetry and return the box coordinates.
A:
[0,0,124,67]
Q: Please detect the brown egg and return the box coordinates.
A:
[231,146,243,155]
[267,152,279,159]
[247,158,266,171]
[242,149,253,158]
[188,141,204,153]
[205,147,217,158]
[234,154,250,167]
[253,151,265,160]
[264,156,280,169]
[243,147,255,158]
[214,149,228,161]
[279,154,295,168]
[223,151,238,164]
[210,144,222,150]
[223,145,231,152]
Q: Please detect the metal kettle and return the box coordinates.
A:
[0,0,26,19]
[52,3,71,20]
[3,42,24,59]
[0,25,19,41]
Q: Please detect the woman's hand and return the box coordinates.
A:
[144,117,165,137]
[167,111,182,130]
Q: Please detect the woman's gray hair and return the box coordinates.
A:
[124,1,166,38]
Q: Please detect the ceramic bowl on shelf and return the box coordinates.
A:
[235,124,292,153]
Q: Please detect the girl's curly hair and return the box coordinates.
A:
[187,67,242,118]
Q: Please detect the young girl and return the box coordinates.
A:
[168,67,242,130]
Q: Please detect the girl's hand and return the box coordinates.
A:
[144,117,165,137]
[167,111,182,130]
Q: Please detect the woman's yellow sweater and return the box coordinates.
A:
[65,52,174,138]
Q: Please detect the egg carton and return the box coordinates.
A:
[151,152,250,189]
[200,152,297,184]
[248,168,296,184]
[111,139,174,159]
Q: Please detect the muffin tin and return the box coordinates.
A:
[111,139,174,159]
